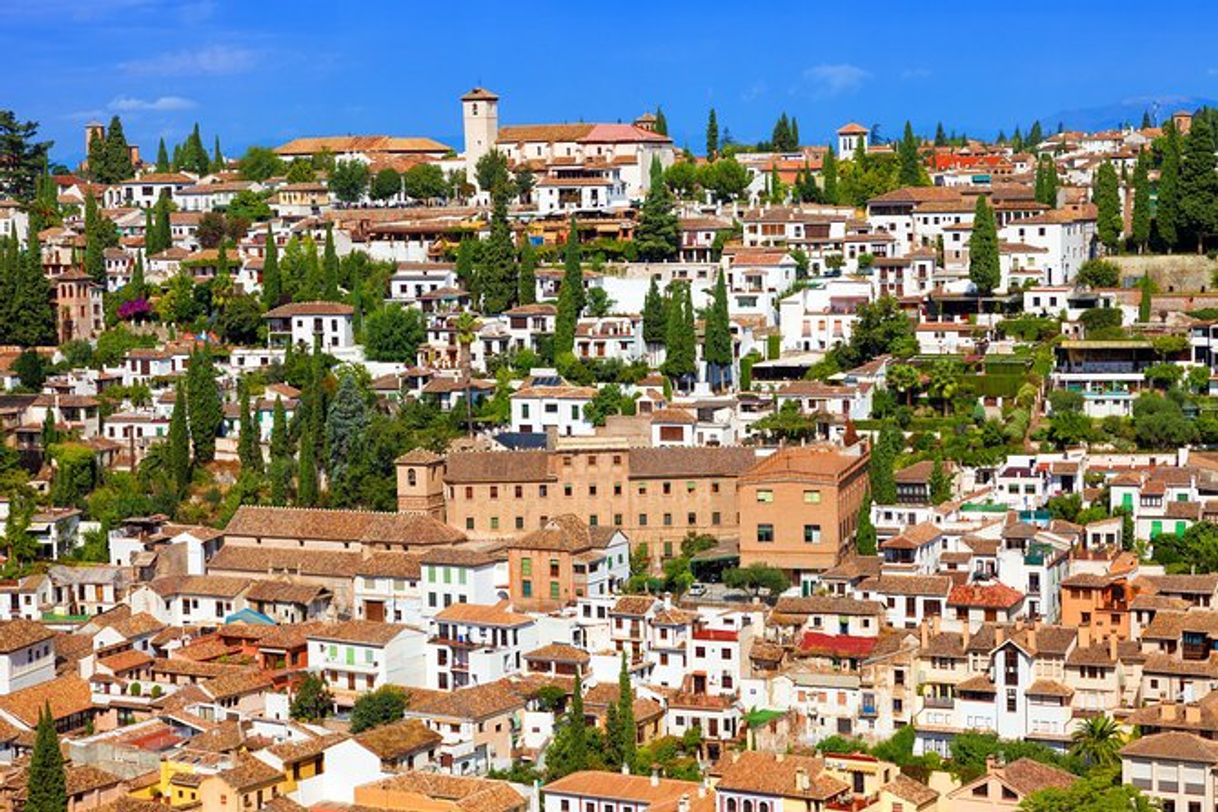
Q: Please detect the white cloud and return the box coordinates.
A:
[119,44,258,76]
[108,95,197,111]
[800,63,870,97]
[741,81,767,102]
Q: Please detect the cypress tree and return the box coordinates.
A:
[325,371,369,486]
[152,191,171,256]
[1035,156,1058,207]
[705,269,732,391]
[654,106,668,137]
[821,147,838,205]
[262,225,281,308]
[1011,125,1023,153]
[237,377,262,473]
[968,196,1000,295]
[1131,152,1152,253]
[869,422,901,504]
[642,277,665,347]
[168,381,191,496]
[322,226,339,300]
[131,254,145,295]
[771,114,791,152]
[897,121,922,186]
[83,194,105,283]
[706,108,719,159]
[553,220,583,357]
[477,184,518,314]
[155,138,170,172]
[934,122,947,147]
[211,135,224,172]
[143,207,156,255]
[929,452,951,504]
[102,115,133,182]
[87,131,106,181]
[1027,120,1043,147]
[1178,115,1218,253]
[454,238,476,297]
[662,282,695,389]
[517,236,537,305]
[617,651,636,768]
[297,423,318,506]
[1157,122,1182,251]
[186,347,222,463]
[12,232,55,347]
[855,494,877,556]
[635,156,679,261]
[27,704,66,812]
[791,117,800,148]
[269,398,291,506]
[568,671,587,771]
[1093,162,1123,251]
[1139,274,1152,323]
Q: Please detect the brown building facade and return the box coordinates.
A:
[396,445,757,557]
[738,443,870,576]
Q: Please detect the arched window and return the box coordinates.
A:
[407,469,417,487]
[759,803,770,812]
[743,801,753,812]
[726,800,737,812]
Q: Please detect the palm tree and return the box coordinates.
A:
[1069,714,1123,768]
[454,312,480,437]
[927,359,961,416]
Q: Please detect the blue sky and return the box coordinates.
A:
[7,0,1218,166]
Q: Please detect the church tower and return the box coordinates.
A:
[395,448,447,520]
[461,87,500,180]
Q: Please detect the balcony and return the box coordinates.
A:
[923,695,954,709]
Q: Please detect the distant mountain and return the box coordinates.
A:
[1043,95,1218,132]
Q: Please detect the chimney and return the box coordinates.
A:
[678,795,690,812]
[621,762,630,775]
[920,621,929,649]
[985,754,999,772]
[651,766,660,787]
[1109,634,1119,662]
[962,623,971,649]
[1186,705,1202,724]
[795,767,811,792]
[994,627,1005,647]
[1027,627,1037,651]
[1078,625,1091,649]
[775,752,785,763]
[731,752,742,764]
[1164,701,1177,720]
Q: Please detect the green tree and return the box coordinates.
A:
[654,107,668,136]
[261,225,281,308]
[289,673,333,722]
[897,121,923,187]
[723,562,789,598]
[475,150,510,193]
[329,160,369,203]
[0,111,52,200]
[238,145,285,182]
[236,377,263,474]
[546,671,590,780]
[887,363,920,406]
[554,220,583,356]
[968,195,1000,295]
[402,163,447,200]
[1068,715,1123,768]
[99,115,134,182]
[1130,151,1151,252]
[322,227,339,300]
[269,399,292,506]
[821,147,838,205]
[1020,766,1153,812]
[26,704,67,812]
[1157,122,1183,250]
[369,168,401,201]
[1076,259,1120,289]
[662,283,696,389]
[325,371,370,486]
[152,190,172,255]
[11,231,56,346]
[186,347,222,463]
[617,651,636,767]
[635,156,679,261]
[1034,155,1058,207]
[350,685,408,733]
[870,422,902,504]
[477,183,518,314]
[364,304,426,362]
[705,108,718,159]
[642,277,665,347]
[704,269,732,391]
[517,237,537,305]
[155,138,170,172]
[1093,162,1122,251]
[856,494,877,555]
[1138,274,1152,322]
[167,380,191,498]
[929,452,951,503]
[1179,114,1218,252]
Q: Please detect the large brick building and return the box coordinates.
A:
[738,443,871,577]
[396,444,757,557]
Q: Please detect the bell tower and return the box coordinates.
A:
[461,87,500,180]
[395,448,447,520]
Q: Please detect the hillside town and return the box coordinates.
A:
[4,82,1218,812]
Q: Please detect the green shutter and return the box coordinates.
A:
[1151,520,1162,538]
